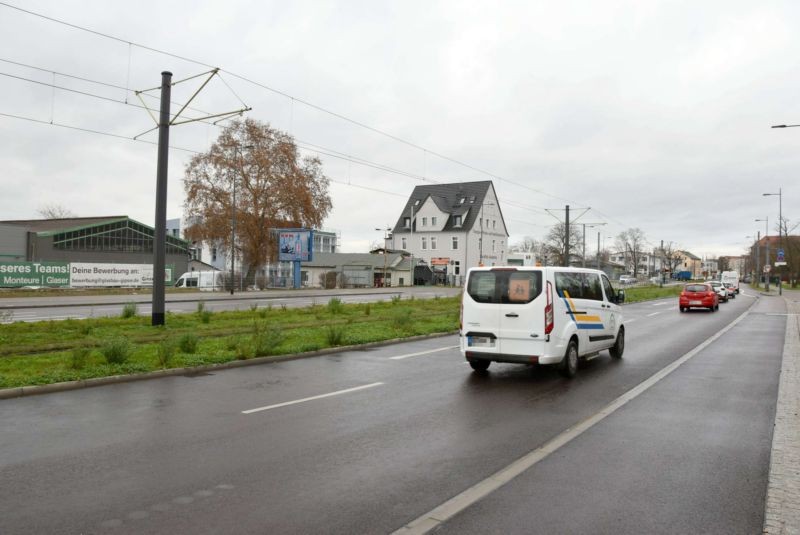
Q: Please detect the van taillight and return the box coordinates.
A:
[544,281,554,335]
[459,298,463,332]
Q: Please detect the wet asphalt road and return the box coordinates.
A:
[0,289,785,534]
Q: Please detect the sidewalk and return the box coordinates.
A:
[763,287,800,534]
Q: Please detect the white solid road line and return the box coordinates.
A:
[390,346,459,360]
[392,300,757,535]
[647,312,660,317]
[242,382,384,415]
[626,319,637,323]
[651,302,671,306]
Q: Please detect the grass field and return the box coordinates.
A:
[622,284,683,303]
[0,296,460,389]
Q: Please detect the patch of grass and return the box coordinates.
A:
[392,308,414,332]
[70,347,90,370]
[197,301,207,315]
[120,302,138,319]
[251,321,285,357]
[623,285,683,303]
[178,333,199,354]
[101,337,131,364]
[325,325,346,346]
[327,297,344,315]
[156,339,176,368]
[390,294,402,305]
[364,302,371,316]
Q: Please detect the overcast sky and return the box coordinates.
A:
[1,0,798,259]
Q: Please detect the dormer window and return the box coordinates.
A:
[453,215,462,227]
[470,196,476,203]
[414,199,420,206]
[459,198,466,204]
[431,216,437,226]
[403,217,411,228]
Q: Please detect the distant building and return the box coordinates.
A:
[390,181,509,286]
[300,251,411,288]
[675,250,702,279]
[0,216,190,274]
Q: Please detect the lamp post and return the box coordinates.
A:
[230,144,254,295]
[580,223,606,268]
[763,188,783,295]
[756,217,769,291]
[375,227,391,287]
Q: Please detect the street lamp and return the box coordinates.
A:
[756,217,769,291]
[580,223,606,268]
[230,144,254,295]
[763,188,783,295]
[375,227,391,287]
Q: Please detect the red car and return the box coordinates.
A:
[679,283,719,312]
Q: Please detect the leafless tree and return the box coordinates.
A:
[37,204,76,219]
[615,228,647,277]
[545,223,582,266]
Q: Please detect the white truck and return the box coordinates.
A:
[174,271,225,291]
[720,271,739,294]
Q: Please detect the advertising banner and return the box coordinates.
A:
[278,230,313,262]
[70,263,174,288]
[0,262,70,287]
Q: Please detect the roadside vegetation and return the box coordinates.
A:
[0,296,460,389]
[0,284,682,390]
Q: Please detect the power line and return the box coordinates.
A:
[0,1,615,211]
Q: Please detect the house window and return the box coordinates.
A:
[454,261,460,275]
[431,237,437,250]
[452,236,458,250]
[421,237,427,250]
[492,240,496,252]
[414,199,420,206]
[460,198,466,204]
[212,247,217,262]
[453,215,462,227]
[493,220,496,229]
[422,217,427,226]
[401,237,407,249]
[404,217,410,228]
[431,216,437,226]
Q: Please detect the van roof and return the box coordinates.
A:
[467,266,606,274]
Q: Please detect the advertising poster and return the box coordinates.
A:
[70,263,174,287]
[278,230,313,262]
[0,262,70,287]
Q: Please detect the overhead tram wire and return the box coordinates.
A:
[0,1,612,212]
[2,62,565,222]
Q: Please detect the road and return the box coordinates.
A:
[0,286,462,323]
[0,289,785,534]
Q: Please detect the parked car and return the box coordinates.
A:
[723,282,736,299]
[461,266,626,378]
[679,283,719,312]
[619,275,637,285]
[708,281,728,302]
[649,276,663,285]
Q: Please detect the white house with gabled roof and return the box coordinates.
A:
[390,180,509,285]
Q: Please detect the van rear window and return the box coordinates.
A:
[467,271,542,304]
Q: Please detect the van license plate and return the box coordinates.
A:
[690,300,701,305]
[468,336,494,348]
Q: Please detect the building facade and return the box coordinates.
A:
[390,181,509,286]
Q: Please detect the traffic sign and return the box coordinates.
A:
[775,262,787,267]
[777,249,785,262]
[764,265,771,273]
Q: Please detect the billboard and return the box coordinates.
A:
[278,230,313,262]
[70,263,174,288]
[0,262,70,287]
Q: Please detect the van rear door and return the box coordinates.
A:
[496,269,544,356]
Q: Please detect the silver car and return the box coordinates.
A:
[709,281,728,302]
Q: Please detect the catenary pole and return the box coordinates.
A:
[151,71,171,326]
[564,205,570,266]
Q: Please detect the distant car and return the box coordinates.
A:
[649,276,662,285]
[679,283,719,312]
[708,281,728,302]
[723,282,736,299]
[619,275,637,285]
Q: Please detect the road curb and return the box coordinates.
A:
[0,331,458,400]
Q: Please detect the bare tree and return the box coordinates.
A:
[545,223,582,266]
[184,119,332,281]
[37,204,76,219]
[661,241,683,276]
[615,228,647,277]
[510,236,538,253]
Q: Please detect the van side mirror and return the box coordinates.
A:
[615,290,625,304]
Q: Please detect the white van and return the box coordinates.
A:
[174,271,225,291]
[460,266,626,377]
[720,271,739,294]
